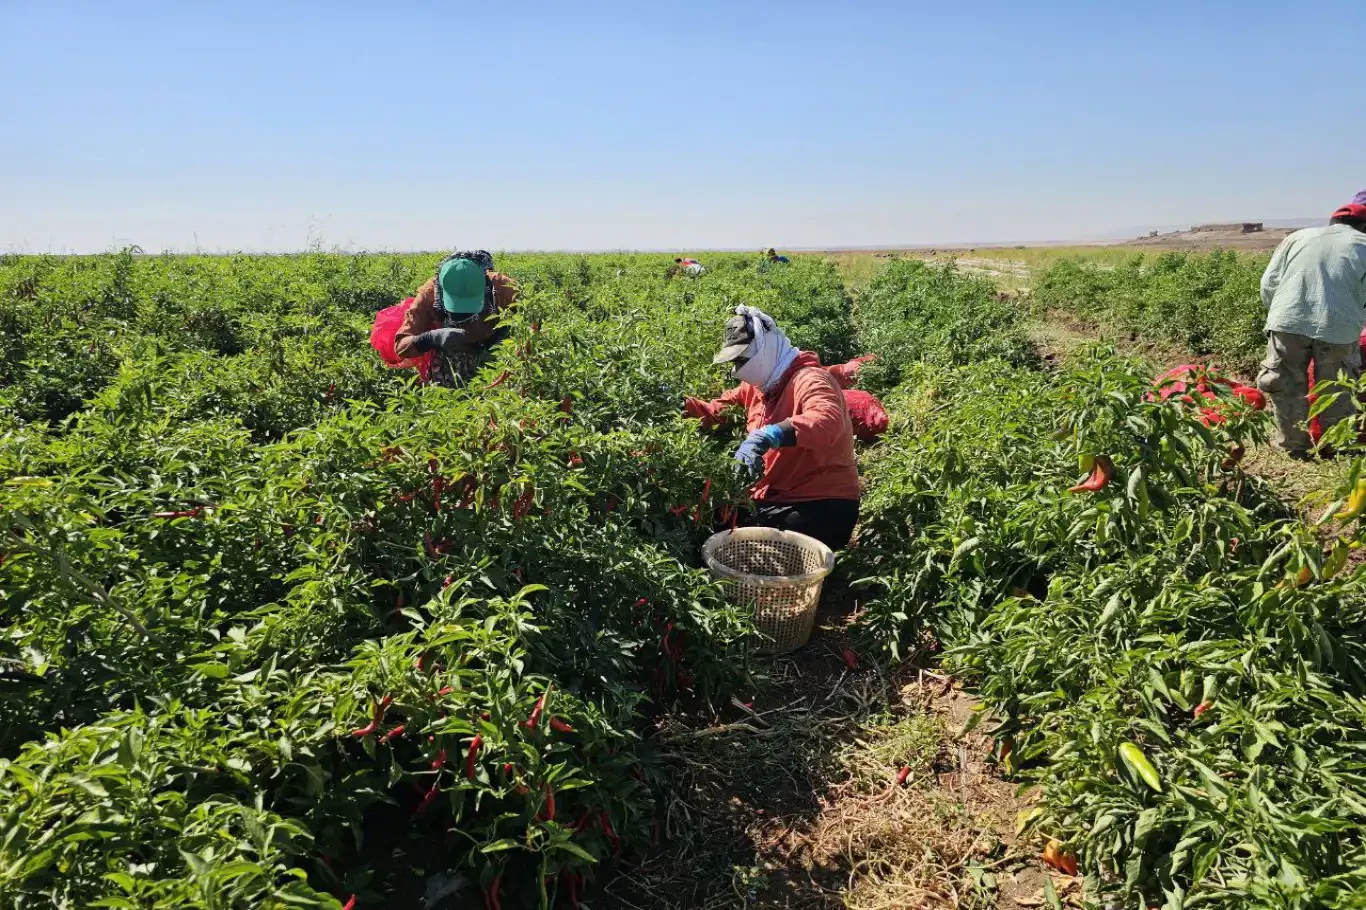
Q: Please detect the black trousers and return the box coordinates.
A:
[735,499,860,551]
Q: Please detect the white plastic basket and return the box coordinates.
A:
[702,528,835,655]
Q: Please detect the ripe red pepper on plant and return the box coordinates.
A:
[485,370,511,390]
[536,785,556,822]
[465,735,482,780]
[380,724,405,743]
[484,873,503,910]
[416,781,441,814]
[549,717,574,734]
[524,684,552,729]
[1067,455,1114,494]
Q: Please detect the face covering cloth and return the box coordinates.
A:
[732,305,800,393]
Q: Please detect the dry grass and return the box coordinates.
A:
[602,593,1033,909]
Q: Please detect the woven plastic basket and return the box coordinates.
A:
[702,528,835,655]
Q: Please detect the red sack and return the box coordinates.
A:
[827,354,877,390]
[370,298,434,381]
[843,389,889,441]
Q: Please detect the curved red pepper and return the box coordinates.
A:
[466,735,482,780]
[341,896,356,910]
[485,370,511,390]
[416,781,440,814]
[549,717,574,734]
[523,685,552,729]
[484,872,503,910]
[1067,455,1114,494]
[380,724,405,743]
[432,749,448,771]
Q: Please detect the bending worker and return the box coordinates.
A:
[394,250,519,387]
[1259,202,1366,457]
[685,306,860,549]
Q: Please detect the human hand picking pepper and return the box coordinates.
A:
[734,423,795,478]
[692,305,861,551]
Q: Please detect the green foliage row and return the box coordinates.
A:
[0,251,855,908]
[849,262,1366,908]
[1030,250,1270,373]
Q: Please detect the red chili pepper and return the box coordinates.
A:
[669,504,690,517]
[465,734,482,779]
[634,597,648,607]
[532,321,541,333]
[661,623,675,659]
[381,724,406,743]
[895,766,911,786]
[503,762,514,775]
[341,896,356,910]
[398,490,419,503]
[424,532,439,559]
[485,370,511,390]
[600,810,620,855]
[438,686,453,697]
[442,575,454,590]
[561,395,573,414]
[537,786,556,822]
[484,873,503,910]
[351,696,392,737]
[326,382,337,400]
[432,749,448,771]
[524,685,552,729]
[840,646,860,671]
[568,452,583,468]
[1194,701,1213,718]
[432,476,443,513]
[416,781,441,814]
[1068,455,1114,494]
[571,809,593,831]
[549,717,574,734]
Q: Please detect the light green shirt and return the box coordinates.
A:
[1261,224,1366,344]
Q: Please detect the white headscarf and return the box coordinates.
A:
[732,305,800,393]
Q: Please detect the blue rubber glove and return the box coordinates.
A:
[734,423,795,478]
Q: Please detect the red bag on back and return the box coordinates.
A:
[843,389,889,441]
[370,297,434,381]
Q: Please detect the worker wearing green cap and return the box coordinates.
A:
[394,250,520,387]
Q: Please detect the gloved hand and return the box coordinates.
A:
[413,327,470,355]
[733,423,795,479]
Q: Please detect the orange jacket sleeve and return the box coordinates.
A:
[785,368,852,449]
[393,279,438,360]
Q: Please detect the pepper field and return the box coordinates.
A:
[2,250,1366,909]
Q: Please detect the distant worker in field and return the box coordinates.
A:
[672,257,705,276]
[393,250,519,388]
[764,248,790,264]
[685,306,860,549]
[1258,202,1366,457]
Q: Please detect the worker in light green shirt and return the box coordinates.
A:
[1257,202,1366,457]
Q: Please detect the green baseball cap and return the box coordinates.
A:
[438,258,487,315]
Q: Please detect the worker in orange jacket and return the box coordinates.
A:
[685,306,861,549]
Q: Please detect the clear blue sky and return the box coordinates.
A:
[3,0,1363,253]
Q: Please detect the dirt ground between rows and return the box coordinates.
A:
[600,575,1081,910]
